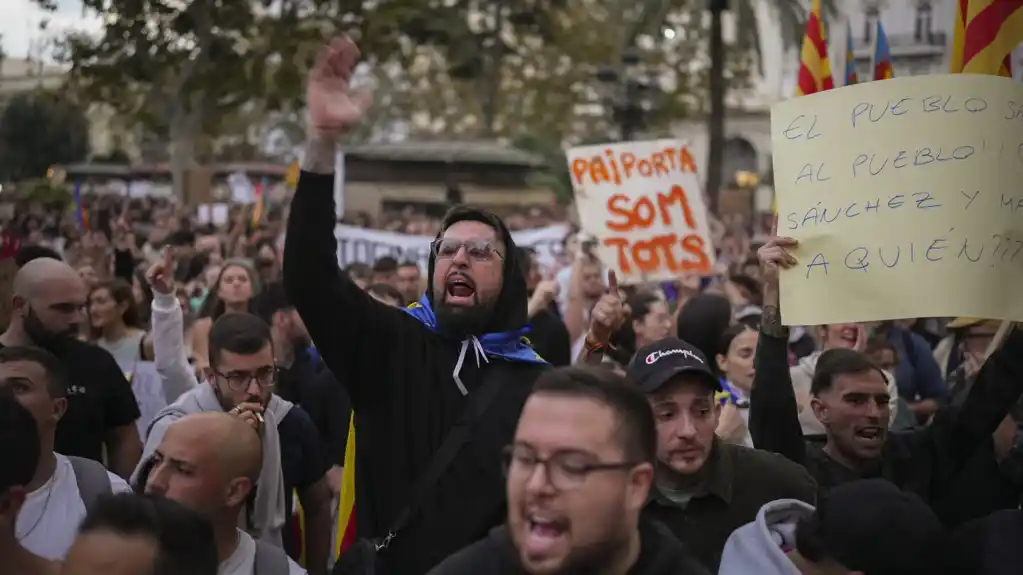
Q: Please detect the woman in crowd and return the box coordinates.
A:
[89,279,154,371]
[715,323,759,446]
[191,259,260,369]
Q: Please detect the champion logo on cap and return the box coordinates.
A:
[645,348,703,365]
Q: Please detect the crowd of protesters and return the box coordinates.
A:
[1,34,1023,575]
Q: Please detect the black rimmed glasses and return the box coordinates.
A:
[431,238,503,261]
[501,445,638,491]
[212,366,278,391]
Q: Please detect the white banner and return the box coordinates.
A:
[334,223,570,272]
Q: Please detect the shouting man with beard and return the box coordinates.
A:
[283,37,549,574]
[0,257,142,479]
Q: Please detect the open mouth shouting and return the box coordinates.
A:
[853,425,885,450]
[444,273,477,306]
[522,511,569,557]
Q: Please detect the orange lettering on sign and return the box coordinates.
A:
[603,185,697,232]
[571,146,698,187]
[604,234,711,276]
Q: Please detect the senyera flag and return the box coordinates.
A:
[950,0,1022,76]
[334,414,357,558]
[796,0,834,95]
[872,20,894,80]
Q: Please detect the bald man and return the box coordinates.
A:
[145,413,306,575]
[0,258,141,479]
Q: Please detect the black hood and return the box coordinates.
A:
[427,206,528,335]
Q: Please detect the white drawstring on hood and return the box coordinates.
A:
[453,336,490,395]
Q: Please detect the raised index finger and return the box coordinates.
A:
[770,214,778,237]
[607,270,618,294]
[162,246,173,271]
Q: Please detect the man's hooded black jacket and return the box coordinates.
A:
[284,172,549,574]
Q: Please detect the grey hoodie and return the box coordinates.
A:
[717,499,814,575]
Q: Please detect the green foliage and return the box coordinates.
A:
[49,0,345,140]
[0,91,90,182]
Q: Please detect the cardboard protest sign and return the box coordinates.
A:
[771,73,1023,325]
[567,140,715,283]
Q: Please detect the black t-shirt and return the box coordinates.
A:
[2,340,141,462]
[277,351,351,466]
[278,404,329,560]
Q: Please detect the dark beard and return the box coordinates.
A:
[433,296,496,337]
[23,306,77,353]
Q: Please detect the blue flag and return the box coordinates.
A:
[403,296,548,364]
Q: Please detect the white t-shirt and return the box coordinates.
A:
[16,453,133,560]
[220,529,307,575]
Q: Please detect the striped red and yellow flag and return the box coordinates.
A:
[796,0,834,95]
[950,0,1022,76]
[334,414,357,558]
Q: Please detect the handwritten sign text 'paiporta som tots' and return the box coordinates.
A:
[771,73,1023,325]
[567,140,716,283]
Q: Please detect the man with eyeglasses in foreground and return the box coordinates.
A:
[427,367,709,575]
[131,255,333,574]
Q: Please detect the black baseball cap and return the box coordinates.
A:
[808,479,947,575]
[627,337,721,394]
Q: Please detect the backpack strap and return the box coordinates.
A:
[375,365,514,551]
[67,456,113,513]
[253,539,291,575]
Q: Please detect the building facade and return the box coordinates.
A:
[674,0,1021,209]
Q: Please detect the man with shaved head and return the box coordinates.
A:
[145,412,307,574]
[0,259,141,479]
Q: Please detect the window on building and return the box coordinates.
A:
[915,2,933,42]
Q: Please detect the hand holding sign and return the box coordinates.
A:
[588,271,630,346]
[757,217,799,293]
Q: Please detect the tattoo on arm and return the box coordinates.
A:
[761,305,789,339]
[301,135,339,174]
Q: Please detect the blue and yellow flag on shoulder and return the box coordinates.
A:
[403,297,548,364]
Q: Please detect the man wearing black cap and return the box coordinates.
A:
[719,478,948,575]
[283,37,550,575]
[632,337,816,572]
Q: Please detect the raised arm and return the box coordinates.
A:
[747,226,807,465]
[146,250,199,402]
[283,38,425,408]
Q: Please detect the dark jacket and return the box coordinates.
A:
[946,509,1023,574]
[644,440,817,572]
[749,327,1023,527]
[425,518,710,575]
[284,172,548,575]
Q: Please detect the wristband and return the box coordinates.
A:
[584,332,615,353]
